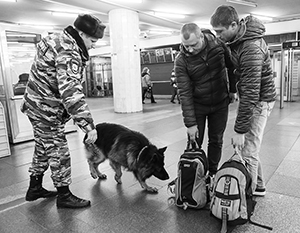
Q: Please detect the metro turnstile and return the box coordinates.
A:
[280,40,300,109]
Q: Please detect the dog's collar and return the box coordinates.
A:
[137,146,148,162]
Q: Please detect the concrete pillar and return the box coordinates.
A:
[109,9,142,113]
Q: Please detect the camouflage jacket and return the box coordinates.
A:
[21,26,95,132]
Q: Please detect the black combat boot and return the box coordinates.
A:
[25,175,58,201]
[56,186,91,209]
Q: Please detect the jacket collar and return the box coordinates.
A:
[64,26,89,63]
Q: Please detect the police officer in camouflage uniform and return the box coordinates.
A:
[21,14,106,208]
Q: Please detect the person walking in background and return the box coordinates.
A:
[170,69,180,104]
[174,23,237,179]
[141,67,157,104]
[21,14,106,208]
[210,5,277,196]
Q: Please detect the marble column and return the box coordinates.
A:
[109,9,142,113]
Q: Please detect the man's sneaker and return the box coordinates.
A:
[253,187,266,197]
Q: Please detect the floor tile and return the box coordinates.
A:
[0,97,300,233]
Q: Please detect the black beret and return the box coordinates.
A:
[74,14,106,39]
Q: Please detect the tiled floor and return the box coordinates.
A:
[0,97,300,233]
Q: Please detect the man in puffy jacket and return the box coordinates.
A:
[211,5,277,196]
[174,23,237,178]
[21,14,106,208]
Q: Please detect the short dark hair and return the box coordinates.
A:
[210,5,239,28]
[180,23,202,40]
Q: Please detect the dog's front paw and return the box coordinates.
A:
[114,174,122,184]
[145,186,158,193]
[98,173,107,180]
[90,172,99,179]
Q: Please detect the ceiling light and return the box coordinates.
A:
[51,11,91,17]
[6,34,37,38]
[101,0,142,3]
[51,12,79,17]
[153,12,186,19]
[148,30,173,35]
[193,22,212,28]
[226,0,257,7]
[21,24,55,30]
[0,0,17,2]
[251,14,273,21]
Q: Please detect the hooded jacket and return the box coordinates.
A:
[141,70,152,88]
[227,16,277,134]
[21,26,95,132]
[174,30,236,128]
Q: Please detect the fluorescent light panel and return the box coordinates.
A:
[251,14,273,21]
[193,21,212,28]
[51,11,91,17]
[226,0,257,7]
[6,33,37,38]
[103,0,142,3]
[0,0,17,2]
[51,12,79,17]
[22,24,55,30]
[154,12,185,19]
[148,30,173,35]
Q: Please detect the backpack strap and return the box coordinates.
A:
[167,179,177,206]
[220,207,228,233]
[167,179,176,195]
[186,140,198,151]
[249,218,273,231]
[186,136,201,151]
[229,147,246,166]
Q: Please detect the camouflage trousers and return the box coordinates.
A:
[28,117,71,187]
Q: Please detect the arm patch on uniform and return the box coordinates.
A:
[69,59,80,75]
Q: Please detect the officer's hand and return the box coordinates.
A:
[85,129,97,144]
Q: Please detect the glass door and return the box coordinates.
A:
[280,41,300,108]
[0,25,77,143]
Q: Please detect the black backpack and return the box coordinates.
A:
[169,140,209,209]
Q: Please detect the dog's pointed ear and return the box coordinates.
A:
[158,146,167,154]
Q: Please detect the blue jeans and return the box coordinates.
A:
[241,101,275,192]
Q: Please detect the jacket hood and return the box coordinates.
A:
[228,15,265,46]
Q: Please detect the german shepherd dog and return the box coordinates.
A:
[84,123,169,193]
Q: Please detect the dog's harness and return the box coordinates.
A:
[137,146,148,162]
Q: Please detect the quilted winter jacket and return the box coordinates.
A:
[174,30,236,128]
[21,26,95,132]
[141,72,152,88]
[227,16,277,134]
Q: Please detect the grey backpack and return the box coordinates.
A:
[169,141,208,210]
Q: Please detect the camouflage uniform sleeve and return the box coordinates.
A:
[55,50,95,133]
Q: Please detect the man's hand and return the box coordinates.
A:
[229,92,238,103]
[85,129,97,144]
[187,125,198,142]
[231,132,245,150]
